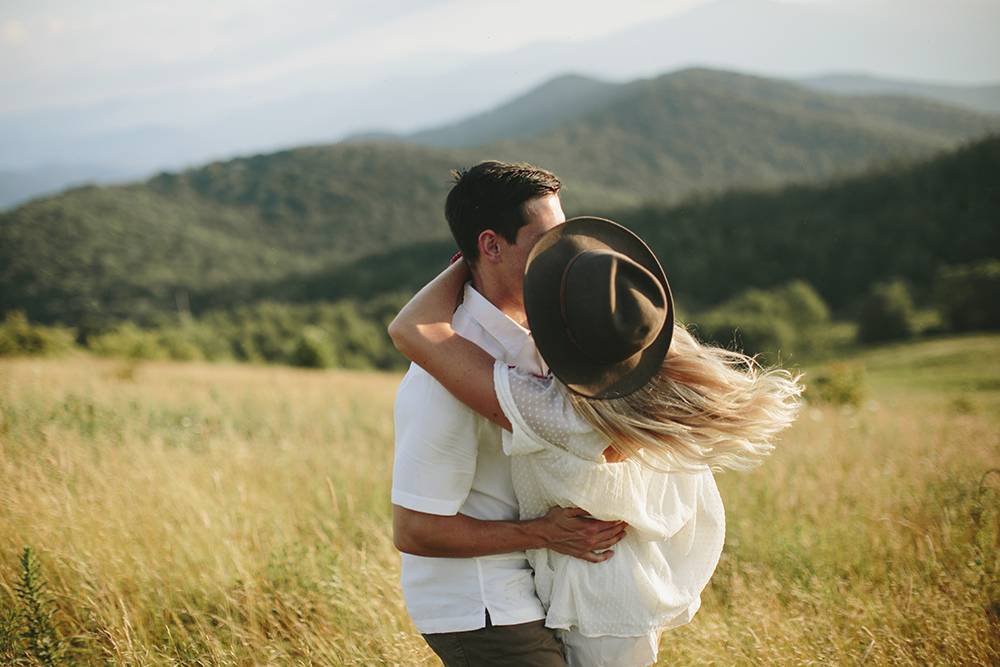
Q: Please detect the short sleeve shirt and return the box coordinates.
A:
[391,283,548,634]
[494,362,727,637]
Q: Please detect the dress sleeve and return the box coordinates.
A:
[494,361,607,461]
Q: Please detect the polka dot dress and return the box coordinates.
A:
[494,362,727,640]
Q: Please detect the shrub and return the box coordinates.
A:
[158,321,234,362]
[293,326,337,369]
[321,302,398,370]
[806,362,869,406]
[692,280,830,363]
[695,312,798,365]
[156,328,206,361]
[778,280,832,334]
[87,322,169,360]
[857,279,915,343]
[77,297,409,370]
[0,312,76,358]
[934,259,1000,332]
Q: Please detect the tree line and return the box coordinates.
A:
[1,135,997,370]
[3,255,997,369]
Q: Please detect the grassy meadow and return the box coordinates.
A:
[1,335,999,666]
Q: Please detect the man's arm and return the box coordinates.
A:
[393,504,627,564]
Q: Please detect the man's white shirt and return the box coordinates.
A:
[391,282,547,634]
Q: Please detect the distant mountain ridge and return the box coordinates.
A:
[798,74,1000,113]
[410,69,999,151]
[407,75,627,148]
[443,68,998,208]
[3,67,998,210]
[0,163,143,211]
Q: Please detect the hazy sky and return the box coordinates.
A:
[2,0,998,118]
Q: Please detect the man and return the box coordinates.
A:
[391,161,627,666]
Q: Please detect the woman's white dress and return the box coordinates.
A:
[493,362,727,665]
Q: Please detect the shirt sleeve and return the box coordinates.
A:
[391,364,479,516]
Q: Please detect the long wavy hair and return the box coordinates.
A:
[568,324,803,472]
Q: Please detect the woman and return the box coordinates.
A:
[389,217,802,667]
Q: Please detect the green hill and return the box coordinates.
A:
[0,142,464,326]
[148,141,463,260]
[1,68,997,329]
[618,134,1000,311]
[194,134,1000,318]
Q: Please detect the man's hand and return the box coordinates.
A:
[392,504,626,562]
[533,507,627,563]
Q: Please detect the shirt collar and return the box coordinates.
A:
[461,282,532,361]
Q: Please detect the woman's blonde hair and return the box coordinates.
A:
[568,324,803,472]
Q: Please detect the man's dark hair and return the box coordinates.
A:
[445,161,561,268]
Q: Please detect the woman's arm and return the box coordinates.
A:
[388,259,511,431]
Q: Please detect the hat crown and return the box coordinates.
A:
[562,250,667,365]
[524,216,673,399]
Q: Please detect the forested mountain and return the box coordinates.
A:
[193,135,1000,317]
[1,68,997,329]
[618,134,1000,311]
[0,142,464,326]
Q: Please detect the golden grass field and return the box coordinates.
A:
[1,334,998,666]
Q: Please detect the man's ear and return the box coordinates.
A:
[477,230,503,265]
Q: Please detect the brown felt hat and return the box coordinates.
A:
[524,217,674,399]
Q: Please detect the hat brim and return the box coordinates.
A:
[524,217,674,399]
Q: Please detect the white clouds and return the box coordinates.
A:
[0,2,330,111]
[0,0,718,114]
[326,0,712,61]
[0,0,997,117]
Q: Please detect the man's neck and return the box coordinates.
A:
[470,271,527,327]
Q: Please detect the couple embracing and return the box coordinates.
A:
[389,161,801,667]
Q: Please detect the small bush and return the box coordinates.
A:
[935,259,1000,332]
[153,321,235,362]
[692,280,830,363]
[0,312,77,358]
[696,313,797,365]
[293,326,337,369]
[775,280,832,334]
[857,279,915,343]
[157,328,206,361]
[87,321,169,360]
[806,362,869,406]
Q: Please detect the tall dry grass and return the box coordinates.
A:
[0,357,437,665]
[1,336,998,665]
